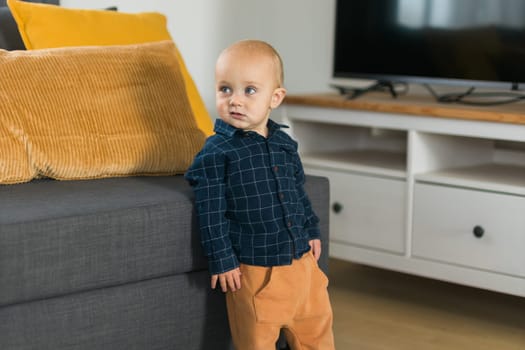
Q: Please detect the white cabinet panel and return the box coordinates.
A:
[307,167,406,254]
[284,94,525,296]
[413,183,525,277]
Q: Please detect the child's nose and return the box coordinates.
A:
[229,93,243,106]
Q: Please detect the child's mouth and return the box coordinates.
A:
[230,111,245,119]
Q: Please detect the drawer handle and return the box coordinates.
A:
[473,225,485,238]
[332,202,343,214]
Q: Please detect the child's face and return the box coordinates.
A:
[215,48,286,137]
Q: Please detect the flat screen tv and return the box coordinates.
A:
[333,0,525,93]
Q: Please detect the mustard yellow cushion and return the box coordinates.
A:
[7,0,213,136]
[0,121,36,184]
[0,40,206,183]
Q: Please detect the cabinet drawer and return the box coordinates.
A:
[307,167,406,254]
[413,183,525,277]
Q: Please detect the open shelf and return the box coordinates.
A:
[302,149,406,179]
[415,163,525,196]
[289,119,408,179]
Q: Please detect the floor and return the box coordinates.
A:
[327,258,525,350]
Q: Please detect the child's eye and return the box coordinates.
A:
[219,86,232,94]
[245,86,256,95]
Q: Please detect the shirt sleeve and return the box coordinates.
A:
[185,149,239,275]
[293,152,321,240]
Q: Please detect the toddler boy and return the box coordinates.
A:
[185,40,334,350]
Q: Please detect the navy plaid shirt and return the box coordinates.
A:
[185,119,321,275]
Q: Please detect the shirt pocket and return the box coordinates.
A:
[277,145,299,176]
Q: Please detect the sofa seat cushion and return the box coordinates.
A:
[0,271,231,349]
[0,175,206,307]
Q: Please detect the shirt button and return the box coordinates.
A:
[287,221,292,228]
[273,166,279,173]
[279,193,285,199]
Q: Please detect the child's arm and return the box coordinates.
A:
[185,146,240,281]
[292,147,322,243]
[309,239,322,261]
[211,267,242,292]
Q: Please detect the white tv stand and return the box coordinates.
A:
[281,93,525,297]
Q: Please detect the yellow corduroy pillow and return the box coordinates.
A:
[0,40,206,183]
[7,0,213,136]
[0,122,36,184]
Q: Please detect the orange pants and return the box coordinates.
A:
[226,252,335,350]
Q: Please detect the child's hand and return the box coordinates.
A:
[211,267,242,292]
[309,239,322,261]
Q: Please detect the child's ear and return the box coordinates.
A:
[270,87,287,109]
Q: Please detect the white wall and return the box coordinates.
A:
[60,0,336,118]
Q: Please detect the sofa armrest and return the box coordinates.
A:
[303,174,330,273]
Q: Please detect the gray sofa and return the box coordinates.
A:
[0,175,329,350]
[0,2,330,349]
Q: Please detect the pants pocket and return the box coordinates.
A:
[300,253,332,318]
[253,266,300,324]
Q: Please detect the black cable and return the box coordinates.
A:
[331,81,409,99]
[423,84,525,106]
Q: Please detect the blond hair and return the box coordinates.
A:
[220,40,284,87]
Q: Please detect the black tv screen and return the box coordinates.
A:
[333,0,525,89]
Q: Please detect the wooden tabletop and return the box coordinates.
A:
[284,92,525,125]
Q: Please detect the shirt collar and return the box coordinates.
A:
[214,119,289,138]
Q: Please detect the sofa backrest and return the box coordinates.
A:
[0,0,59,50]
